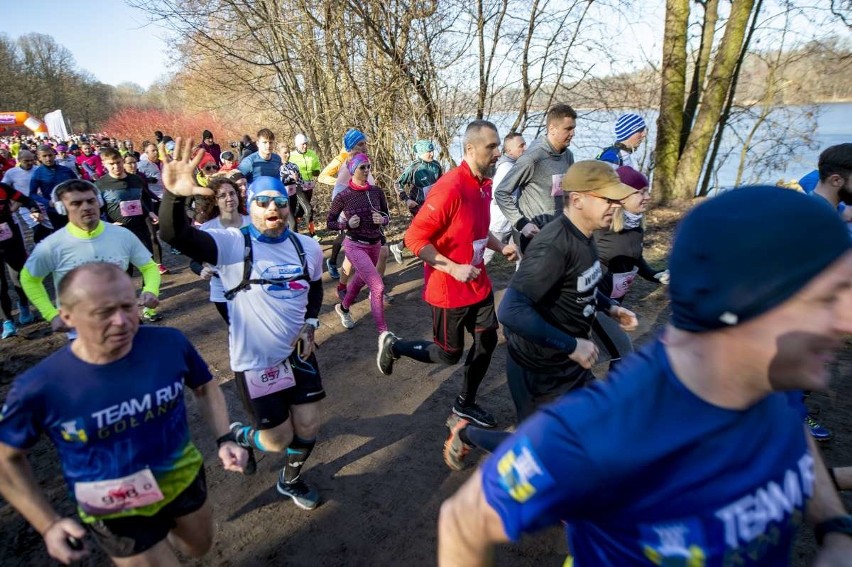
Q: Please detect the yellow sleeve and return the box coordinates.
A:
[137,260,161,296]
[318,151,347,186]
[20,267,58,322]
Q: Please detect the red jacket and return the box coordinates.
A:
[405,160,492,308]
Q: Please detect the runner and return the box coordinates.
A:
[1,149,48,242]
[31,144,76,232]
[442,161,638,471]
[20,179,161,333]
[160,139,326,510]
[0,262,247,566]
[438,186,852,565]
[493,104,576,253]
[196,177,251,325]
[0,182,38,338]
[123,153,167,275]
[327,153,391,332]
[277,142,306,234]
[389,139,442,264]
[376,121,517,429]
[237,129,282,182]
[596,113,648,169]
[289,134,322,240]
[484,133,526,265]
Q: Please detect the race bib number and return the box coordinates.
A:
[472,237,488,266]
[119,199,143,217]
[551,174,564,197]
[74,468,164,515]
[245,360,296,399]
[611,267,639,299]
[0,222,12,241]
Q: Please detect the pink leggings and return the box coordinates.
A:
[342,238,387,332]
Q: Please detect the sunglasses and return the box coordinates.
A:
[357,164,371,171]
[586,192,624,205]
[253,195,288,208]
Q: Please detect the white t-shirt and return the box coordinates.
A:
[138,158,164,198]
[207,228,324,371]
[1,167,38,228]
[199,215,251,302]
[489,161,515,234]
[24,222,153,304]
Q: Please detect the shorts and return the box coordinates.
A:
[87,468,207,558]
[235,352,325,430]
[506,348,593,422]
[432,293,498,355]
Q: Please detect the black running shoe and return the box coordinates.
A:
[276,474,320,510]
[452,402,496,428]
[229,421,257,475]
[377,331,399,375]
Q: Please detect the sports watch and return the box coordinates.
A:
[815,514,852,545]
[305,318,320,329]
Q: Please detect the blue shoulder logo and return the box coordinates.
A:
[59,418,89,443]
[640,518,707,566]
[496,436,554,503]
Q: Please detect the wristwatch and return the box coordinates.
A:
[815,514,852,545]
[305,318,320,329]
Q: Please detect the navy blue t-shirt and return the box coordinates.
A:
[481,338,811,565]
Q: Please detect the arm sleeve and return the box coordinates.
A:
[10,188,38,210]
[0,375,44,450]
[158,192,219,265]
[594,288,616,313]
[494,158,535,230]
[20,267,57,322]
[636,255,659,281]
[136,260,161,296]
[498,288,578,353]
[404,185,457,256]
[306,280,323,319]
[326,193,346,231]
[318,155,343,186]
[237,155,253,178]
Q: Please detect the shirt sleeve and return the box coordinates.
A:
[181,334,213,389]
[508,231,570,304]
[494,156,535,229]
[404,183,458,256]
[0,373,45,450]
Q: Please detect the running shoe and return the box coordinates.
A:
[17,303,34,325]
[1,320,16,340]
[229,422,258,475]
[444,414,472,471]
[326,258,340,279]
[377,331,399,375]
[335,303,355,329]
[453,401,497,429]
[158,264,170,275]
[142,309,163,322]
[276,474,319,510]
[806,415,833,442]
[390,243,404,265]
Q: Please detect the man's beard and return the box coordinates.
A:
[839,184,852,206]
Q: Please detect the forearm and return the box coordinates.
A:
[0,448,61,535]
[158,192,218,264]
[417,244,461,276]
[805,429,847,526]
[20,268,57,321]
[832,466,852,491]
[306,280,323,319]
[486,232,505,253]
[595,288,617,313]
[498,287,578,353]
[438,471,506,566]
[136,260,161,296]
[193,381,232,439]
[636,256,659,281]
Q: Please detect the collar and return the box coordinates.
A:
[249,224,290,243]
[67,220,105,239]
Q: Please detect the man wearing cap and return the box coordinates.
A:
[160,139,326,511]
[441,161,638,470]
[55,145,77,172]
[289,134,322,239]
[390,139,443,264]
[493,104,577,254]
[597,113,647,170]
[439,185,852,565]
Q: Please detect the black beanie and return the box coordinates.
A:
[669,186,851,332]
[202,130,213,140]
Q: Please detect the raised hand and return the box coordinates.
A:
[160,138,213,198]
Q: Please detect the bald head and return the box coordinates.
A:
[59,263,132,310]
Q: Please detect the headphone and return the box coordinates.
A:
[52,179,105,216]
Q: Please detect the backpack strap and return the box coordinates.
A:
[223,228,310,300]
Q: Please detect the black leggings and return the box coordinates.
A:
[213,301,230,325]
[0,229,29,320]
[330,231,345,265]
[146,216,164,264]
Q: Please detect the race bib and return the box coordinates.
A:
[551,174,564,197]
[245,360,296,399]
[611,267,639,299]
[472,237,488,266]
[0,222,12,241]
[119,199,143,217]
[74,468,164,515]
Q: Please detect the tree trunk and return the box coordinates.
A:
[652,0,690,202]
[671,0,757,200]
[680,0,718,153]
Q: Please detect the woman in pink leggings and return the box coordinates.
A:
[326,153,391,333]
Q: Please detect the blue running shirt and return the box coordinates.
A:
[481,339,811,566]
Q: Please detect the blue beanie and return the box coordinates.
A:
[614,114,646,143]
[669,186,852,332]
[247,176,285,201]
[343,129,366,152]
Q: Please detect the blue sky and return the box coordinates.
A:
[5,0,172,89]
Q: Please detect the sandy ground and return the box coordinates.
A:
[1,205,850,566]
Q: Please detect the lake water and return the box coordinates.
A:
[450,102,852,191]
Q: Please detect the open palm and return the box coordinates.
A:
[161,137,214,197]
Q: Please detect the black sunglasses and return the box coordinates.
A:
[253,195,288,208]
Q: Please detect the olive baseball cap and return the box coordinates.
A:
[562,160,637,201]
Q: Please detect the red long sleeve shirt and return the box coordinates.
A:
[405,160,493,308]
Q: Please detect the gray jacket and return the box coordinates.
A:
[493,137,574,230]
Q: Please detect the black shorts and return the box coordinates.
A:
[506,348,593,422]
[432,293,498,355]
[87,467,207,558]
[0,223,27,272]
[235,352,326,430]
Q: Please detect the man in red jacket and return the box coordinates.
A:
[377,120,517,428]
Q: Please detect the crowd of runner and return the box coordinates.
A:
[0,113,850,565]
